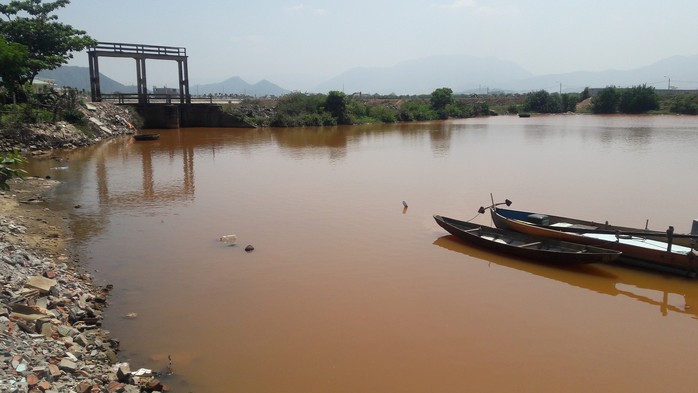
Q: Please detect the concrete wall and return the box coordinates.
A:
[133,104,255,129]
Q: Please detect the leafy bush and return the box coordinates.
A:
[399,101,437,121]
[669,94,698,115]
[618,84,659,114]
[591,86,619,114]
[275,92,326,117]
[61,108,85,125]
[523,90,562,113]
[560,93,579,112]
[592,85,659,114]
[0,150,26,190]
[472,101,491,116]
[367,105,398,123]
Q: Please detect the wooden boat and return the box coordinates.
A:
[133,133,160,141]
[434,215,621,264]
[518,113,531,118]
[490,207,698,274]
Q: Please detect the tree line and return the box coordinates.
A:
[234,88,492,128]
[519,85,698,115]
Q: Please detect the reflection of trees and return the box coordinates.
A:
[27,135,203,247]
[269,122,471,161]
[429,122,453,156]
[434,235,698,319]
[271,127,349,162]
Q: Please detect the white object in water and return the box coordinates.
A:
[219,234,237,245]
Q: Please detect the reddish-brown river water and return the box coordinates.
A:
[28,115,698,392]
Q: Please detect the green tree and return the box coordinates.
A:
[524,90,561,113]
[399,101,437,121]
[325,90,350,124]
[591,86,619,114]
[0,36,29,97]
[669,94,698,115]
[367,105,397,123]
[618,84,659,114]
[430,87,453,118]
[271,92,328,127]
[560,93,579,113]
[0,0,96,86]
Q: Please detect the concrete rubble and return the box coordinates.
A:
[1,102,173,392]
[0,101,136,154]
[0,217,165,393]
[0,190,168,392]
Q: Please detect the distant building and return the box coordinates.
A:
[32,78,55,93]
[152,86,178,96]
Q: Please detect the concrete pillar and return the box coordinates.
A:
[88,52,101,102]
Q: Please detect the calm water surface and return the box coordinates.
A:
[27,115,698,392]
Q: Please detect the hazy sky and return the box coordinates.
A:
[54,0,698,90]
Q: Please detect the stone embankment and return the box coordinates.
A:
[1,103,169,392]
[0,102,137,154]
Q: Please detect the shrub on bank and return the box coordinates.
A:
[592,85,659,114]
[669,94,698,115]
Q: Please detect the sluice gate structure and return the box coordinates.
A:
[87,42,251,129]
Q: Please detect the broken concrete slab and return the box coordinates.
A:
[24,276,57,295]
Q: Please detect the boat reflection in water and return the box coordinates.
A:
[434,235,698,319]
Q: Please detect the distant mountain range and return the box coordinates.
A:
[39,54,698,96]
[38,67,290,97]
[310,54,698,94]
[38,66,137,94]
[192,76,290,96]
[312,55,534,94]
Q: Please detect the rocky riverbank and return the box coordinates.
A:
[0,178,170,392]
[1,103,170,392]
[0,101,137,155]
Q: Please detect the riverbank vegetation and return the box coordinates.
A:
[1,0,97,130]
[1,0,96,187]
[225,88,494,127]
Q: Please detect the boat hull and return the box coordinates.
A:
[491,208,698,273]
[133,134,160,141]
[434,215,621,264]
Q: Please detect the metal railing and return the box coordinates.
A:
[99,94,239,105]
[92,42,187,57]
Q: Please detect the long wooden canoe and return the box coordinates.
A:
[490,207,698,274]
[434,215,621,264]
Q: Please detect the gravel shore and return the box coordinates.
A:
[1,103,170,392]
